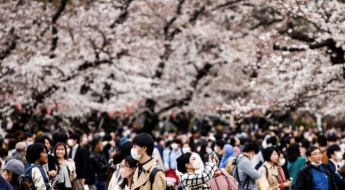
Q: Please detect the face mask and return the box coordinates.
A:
[197,147,201,152]
[171,143,178,150]
[102,141,108,147]
[119,168,133,178]
[192,160,200,169]
[82,137,88,142]
[67,139,73,147]
[206,148,212,154]
[336,152,343,161]
[168,136,174,141]
[4,139,9,144]
[279,158,286,166]
[99,132,105,137]
[311,161,322,167]
[28,142,34,146]
[131,148,142,161]
[182,147,191,153]
[88,136,93,141]
[214,146,218,153]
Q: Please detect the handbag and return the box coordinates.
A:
[209,168,238,190]
[71,179,85,190]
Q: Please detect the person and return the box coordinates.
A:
[25,143,52,190]
[83,143,96,190]
[287,143,306,190]
[214,140,226,161]
[2,159,24,190]
[0,147,8,167]
[5,142,27,165]
[68,133,89,185]
[54,142,77,190]
[90,137,108,190]
[22,132,34,146]
[163,139,183,187]
[181,143,204,173]
[218,144,234,168]
[108,155,138,190]
[259,147,279,190]
[0,174,14,190]
[232,142,262,190]
[326,144,345,189]
[277,150,291,190]
[131,133,166,190]
[294,146,338,190]
[102,134,116,161]
[35,136,57,178]
[177,152,219,189]
[322,135,338,164]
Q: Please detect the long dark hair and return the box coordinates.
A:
[119,156,138,188]
[54,142,69,170]
[287,143,300,162]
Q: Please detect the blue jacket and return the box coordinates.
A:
[0,176,14,190]
[327,160,345,189]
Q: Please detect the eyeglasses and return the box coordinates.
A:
[311,152,322,156]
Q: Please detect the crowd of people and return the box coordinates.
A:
[0,123,345,190]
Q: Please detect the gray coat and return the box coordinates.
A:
[232,154,262,190]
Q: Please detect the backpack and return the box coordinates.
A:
[209,168,238,190]
[261,165,268,178]
[18,164,50,190]
[149,167,175,190]
[231,155,251,189]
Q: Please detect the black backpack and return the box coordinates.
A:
[149,167,175,190]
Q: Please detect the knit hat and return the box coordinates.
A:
[3,159,24,176]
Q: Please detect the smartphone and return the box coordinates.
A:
[289,177,293,181]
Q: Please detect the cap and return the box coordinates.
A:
[3,159,24,176]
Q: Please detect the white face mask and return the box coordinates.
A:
[4,139,9,144]
[67,139,73,147]
[102,141,108,147]
[206,148,213,154]
[214,146,218,153]
[311,161,322,167]
[192,160,200,169]
[119,168,133,178]
[99,132,105,137]
[197,147,201,152]
[279,158,286,166]
[131,148,142,161]
[182,147,191,153]
[171,143,179,150]
[82,137,88,142]
[336,152,343,161]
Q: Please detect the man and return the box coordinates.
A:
[163,139,182,187]
[131,133,166,190]
[5,142,27,165]
[68,133,89,185]
[90,137,108,190]
[327,144,345,189]
[21,132,34,146]
[295,146,338,190]
[232,142,262,190]
[322,135,338,164]
[35,136,56,178]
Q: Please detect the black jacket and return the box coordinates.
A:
[327,160,345,189]
[295,164,338,190]
[69,145,89,180]
[90,151,108,182]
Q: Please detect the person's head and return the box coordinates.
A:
[287,143,300,162]
[285,136,295,148]
[21,132,33,146]
[327,135,338,146]
[214,140,226,154]
[68,133,80,147]
[182,143,191,153]
[1,159,24,184]
[35,136,51,151]
[119,155,138,188]
[242,142,260,159]
[171,139,182,150]
[306,146,322,166]
[54,142,68,161]
[277,150,286,167]
[177,152,200,173]
[26,143,48,165]
[131,133,154,161]
[0,148,8,160]
[327,144,342,162]
[15,142,27,155]
[263,147,279,164]
[318,135,327,147]
[91,137,103,152]
[119,141,133,160]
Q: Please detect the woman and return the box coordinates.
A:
[277,150,291,190]
[287,143,306,190]
[177,152,219,189]
[107,141,132,189]
[2,159,24,190]
[25,143,52,190]
[54,142,77,190]
[259,147,279,190]
[219,144,234,168]
[109,155,138,190]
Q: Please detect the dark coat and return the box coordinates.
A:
[90,151,108,182]
[295,164,338,190]
[69,145,89,180]
[327,160,345,189]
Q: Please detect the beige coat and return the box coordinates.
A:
[131,158,166,190]
[258,162,280,190]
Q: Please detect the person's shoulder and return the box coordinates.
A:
[297,156,306,162]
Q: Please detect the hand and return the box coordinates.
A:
[82,178,86,184]
[49,170,57,177]
[284,181,291,187]
[214,169,222,177]
[70,170,75,176]
[165,167,170,171]
[110,150,116,158]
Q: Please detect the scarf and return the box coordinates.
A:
[58,164,72,188]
